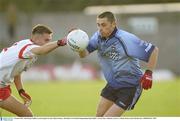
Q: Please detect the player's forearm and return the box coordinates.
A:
[79,50,89,58]
[146,47,159,71]
[14,75,24,91]
[31,41,59,55]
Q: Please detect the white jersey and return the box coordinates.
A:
[0,39,39,87]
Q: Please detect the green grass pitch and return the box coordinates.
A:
[1,79,180,117]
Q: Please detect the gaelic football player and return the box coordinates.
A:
[0,24,66,116]
[79,11,159,117]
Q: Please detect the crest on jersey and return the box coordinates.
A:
[103,45,120,60]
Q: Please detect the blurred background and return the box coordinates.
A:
[0,0,180,117]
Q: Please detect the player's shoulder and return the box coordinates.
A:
[17,39,36,47]
[116,29,135,37]
[116,29,139,40]
[91,31,99,39]
[89,31,100,43]
[18,39,32,44]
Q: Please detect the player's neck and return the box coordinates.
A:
[30,38,39,45]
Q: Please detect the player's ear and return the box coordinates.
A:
[112,21,116,27]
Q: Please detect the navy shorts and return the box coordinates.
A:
[100,84,142,110]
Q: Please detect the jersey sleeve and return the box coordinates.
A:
[19,44,40,59]
[118,32,155,62]
[86,32,99,53]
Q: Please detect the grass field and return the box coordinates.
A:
[1,79,180,117]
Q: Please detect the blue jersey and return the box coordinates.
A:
[87,28,155,88]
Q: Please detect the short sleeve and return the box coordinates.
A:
[118,31,155,62]
[19,44,40,59]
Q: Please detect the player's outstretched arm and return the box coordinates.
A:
[31,39,66,55]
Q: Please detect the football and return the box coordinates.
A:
[67,29,89,52]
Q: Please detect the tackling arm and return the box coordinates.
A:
[31,39,66,55]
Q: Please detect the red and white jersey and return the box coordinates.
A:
[0,39,40,87]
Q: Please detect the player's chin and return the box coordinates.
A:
[100,33,108,38]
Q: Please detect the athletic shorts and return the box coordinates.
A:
[0,85,11,101]
[100,84,142,110]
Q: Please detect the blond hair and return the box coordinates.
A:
[32,24,53,35]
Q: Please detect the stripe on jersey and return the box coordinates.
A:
[18,44,33,59]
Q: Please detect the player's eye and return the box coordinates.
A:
[97,23,106,28]
[101,23,106,27]
[97,23,100,27]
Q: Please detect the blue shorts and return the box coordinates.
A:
[100,84,142,110]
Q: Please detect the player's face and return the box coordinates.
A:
[36,33,52,46]
[97,17,116,38]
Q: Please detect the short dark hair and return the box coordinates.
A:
[98,11,116,23]
[32,24,53,35]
